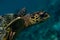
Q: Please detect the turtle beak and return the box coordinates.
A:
[39,11,50,19]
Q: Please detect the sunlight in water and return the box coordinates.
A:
[53,22,60,31]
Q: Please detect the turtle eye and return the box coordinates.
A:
[40,14,44,18]
[31,16,34,19]
[43,12,48,17]
[40,12,46,18]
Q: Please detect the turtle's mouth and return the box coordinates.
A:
[38,11,50,20]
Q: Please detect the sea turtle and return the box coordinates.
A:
[2,8,50,40]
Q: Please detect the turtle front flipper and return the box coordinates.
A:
[17,8,27,17]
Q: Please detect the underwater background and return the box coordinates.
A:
[0,0,60,40]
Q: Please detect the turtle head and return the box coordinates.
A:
[37,11,50,20]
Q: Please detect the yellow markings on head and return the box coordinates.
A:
[29,17,36,24]
[34,14,39,18]
[29,14,40,24]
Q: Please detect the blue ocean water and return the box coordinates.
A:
[0,0,60,40]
